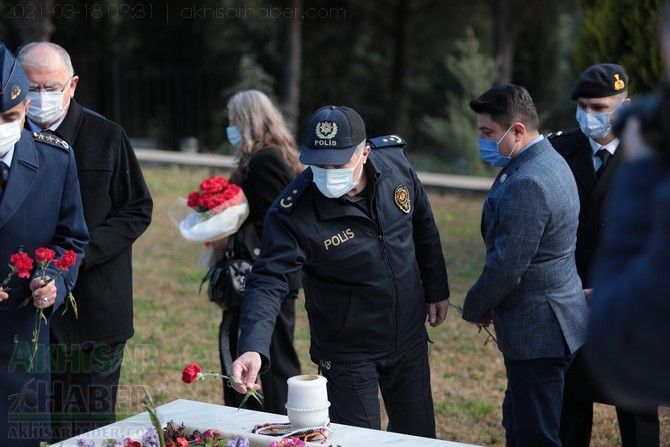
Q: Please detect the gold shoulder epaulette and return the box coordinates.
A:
[548,128,578,140]
[278,174,312,213]
[32,131,69,150]
[367,134,406,149]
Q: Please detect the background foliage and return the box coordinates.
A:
[0,0,665,174]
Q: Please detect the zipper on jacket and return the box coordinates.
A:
[374,211,399,353]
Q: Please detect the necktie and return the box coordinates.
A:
[596,148,611,177]
[0,162,6,198]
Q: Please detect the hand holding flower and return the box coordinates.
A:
[30,277,56,309]
[24,247,78,370]
[182,361,263,409]
[229,352,263,395]
[449,302,497,345]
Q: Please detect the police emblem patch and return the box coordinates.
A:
[315,121,338,139]
[394,185,411,213]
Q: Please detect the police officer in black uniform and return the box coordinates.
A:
[551,64,660,447]
[229,106,450,438]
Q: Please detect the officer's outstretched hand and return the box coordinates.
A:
[230,351,263,395]
[428,299,449,327]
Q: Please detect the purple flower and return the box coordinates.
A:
[142,427,160,447]
[76,440,96,447]
[227,436,251,447]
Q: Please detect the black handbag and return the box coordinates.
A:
[199,225,260,309]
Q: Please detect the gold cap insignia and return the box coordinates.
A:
[394,185,411,214]
[315,121,338,139]
[613,74,625,91]
[10,85,21,100]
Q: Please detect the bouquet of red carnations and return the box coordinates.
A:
[169,175,249,244]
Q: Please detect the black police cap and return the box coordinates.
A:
[299,106,366,166]
[571,63,629,100]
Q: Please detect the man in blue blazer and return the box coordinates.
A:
[0,43,88,446]
[463,84,589,447]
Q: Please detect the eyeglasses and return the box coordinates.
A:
[28,76,72,93]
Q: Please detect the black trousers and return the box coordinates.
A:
[503,352,574,447]
[220,291,301,415]
[560,348,659,447]
[318,337,436,438]
[50,342,125,443]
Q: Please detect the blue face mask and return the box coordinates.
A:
[311,150,364,198]
[226,126,242,146]
[478,125,517,168]
[575,101,624,140]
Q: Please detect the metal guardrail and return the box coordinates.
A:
[135,149,494,194]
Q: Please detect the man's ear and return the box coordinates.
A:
[362,145,371,162]
[68,75,80,98]
[512,122,526,138]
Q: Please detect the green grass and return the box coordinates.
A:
[118,165,668,447]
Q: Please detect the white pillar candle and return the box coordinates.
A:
[285,374,330,429]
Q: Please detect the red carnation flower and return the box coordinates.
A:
[34,247,56,263]
[199,176,228,193]
[186,191,201,208]
[54,250,76,271]
[9,252,34,279]
[181,362,202,384]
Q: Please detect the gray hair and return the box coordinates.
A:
[16,42,75,77]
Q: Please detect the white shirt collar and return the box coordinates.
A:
[1,147,14,168]
[588,137,619,156]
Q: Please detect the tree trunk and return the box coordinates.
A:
[491,0,538,84]
[387,0,410,134]
[280,0,303,133]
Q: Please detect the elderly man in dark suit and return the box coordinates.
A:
[17,42,153,441]
[0,42,89,446]
[551,64,660,447]
[463,84,589,447]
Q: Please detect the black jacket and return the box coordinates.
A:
[550,128,621,287]
[37,100,153,346]
[239,143,450,364]
[237,147,301,290]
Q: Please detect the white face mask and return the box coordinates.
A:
[27,81,72,127]
[311,150,364,198]
[0,118,23,157]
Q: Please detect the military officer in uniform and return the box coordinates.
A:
[230,106,450,438]
[0,42,88,446]
[551,63,660,447]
